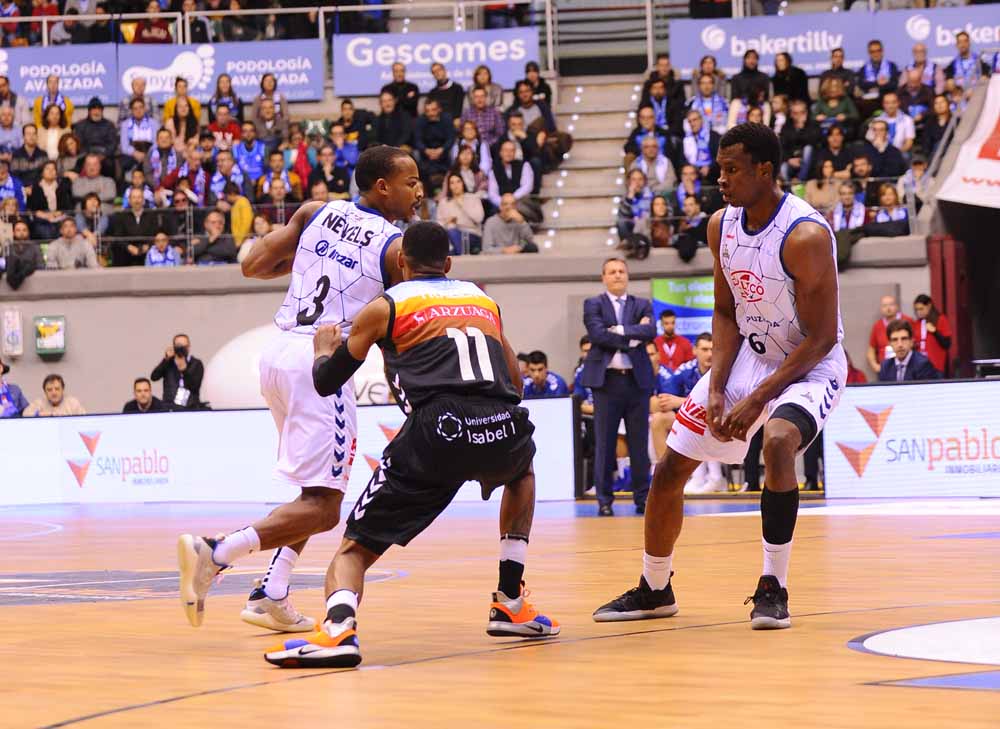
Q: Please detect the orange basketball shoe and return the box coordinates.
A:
[486,584,560,638]
[264,616,362,668]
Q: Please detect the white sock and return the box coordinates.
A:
[326,589,359,617]
[707,461,723,480]
[500,537,528,565]
[212,526,260,566]
[616,457,629,479]
[690,462,708,482]
[642,552,672,591]
[261,546,299,600]
[762,539,792,587]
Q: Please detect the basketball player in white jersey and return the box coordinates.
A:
[177,146,422,631]
[594,123,846,629]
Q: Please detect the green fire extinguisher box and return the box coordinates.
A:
[34,315,66,358]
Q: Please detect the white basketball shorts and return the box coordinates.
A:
[666,340,847,464]
[259,330,357,491]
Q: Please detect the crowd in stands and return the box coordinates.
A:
[0,57,570,287]
[616,34,997,260]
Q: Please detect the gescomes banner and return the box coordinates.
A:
[0,398,572,507]
[0,44,117,105]
[116,40,325,103]
[937,75,1000,210]
[650,277,714,342]
[332,28,539,96]
[669,6,1000,78]
[824,380,1000,497]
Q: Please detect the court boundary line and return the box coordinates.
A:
[38,597,1000,728]
[0,521,64,541]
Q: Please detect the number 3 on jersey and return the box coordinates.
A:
[296,275,331,326]
[446,327,495,382]
[748,332,766,355]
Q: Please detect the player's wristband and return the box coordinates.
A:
[312,347,364,397]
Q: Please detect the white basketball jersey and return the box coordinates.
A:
[275,200,402,336]
[719,193,844,363]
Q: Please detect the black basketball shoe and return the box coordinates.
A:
[592,575,678,622]
[745,575,791,630]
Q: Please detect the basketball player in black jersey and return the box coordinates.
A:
[264,222,559,669]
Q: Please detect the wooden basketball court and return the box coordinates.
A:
[3,499,999,728]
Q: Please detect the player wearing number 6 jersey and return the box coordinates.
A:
[264,222,559,669]
[177,147,422,633]
[595,123,846,630]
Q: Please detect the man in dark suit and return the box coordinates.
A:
[878,319,941,382]
[581,258,657,515]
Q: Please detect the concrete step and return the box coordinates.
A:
[541,168,623,193]
[558,110,635,136]
[539,184,621,197]
[556,80,644,108]
[564,138,626,165]
[545,226,620,252]
[388,15,455,33]
[542,194,619,221]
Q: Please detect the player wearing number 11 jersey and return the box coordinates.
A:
[177,147,422,634]
[595,123,846,630]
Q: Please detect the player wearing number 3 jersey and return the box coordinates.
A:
[176,147,423,635]
[595,123,847,630]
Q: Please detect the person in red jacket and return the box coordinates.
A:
[654,309,693,372]
[913,293,952,375]
[866,294,913,373]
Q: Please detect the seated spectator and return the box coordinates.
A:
[730,50,770,103]
[256,150,302,201]
[110,187,159,266]
[769,94,789,136]
[866,294,913,372]
[151,334,204,410]
[726,89,769,130]
[632,194,673,252]
[858,40,900,102]
[7,219,44,277]
[616,168,653,243]
[280,126,309,182]
[27,160,71,240]
[309,178,330,202]
[461,87,506,148]
[897,68,934,135]
[87,1,117,42]
[897,155,931,209]
[869,92,915,154]
[642,78,673,132]
[222,0,258,41]
[414,99,454,194]
[772,52,809,103]
[436,172,484,254]
[913,293,951,375]
[686,73,728,135]
[804,159,838,212]
[233,121,267,190]
[123,377,167,413]
[523,61,553,108]
[236,214,271,264]
[642,53,686,129]
[506,80,565,169]
[522,350,568,398]
[251,73,289,129]
[679,109,719,182]
[678,194,708,246]
[0,75,27,128]
[0,0,21,46]
[56,133,82,183]
[46,217,98,269]
[374,91,414,149]
[166,96,201,153]
[207,103,240,152]
[11,124,46,191]
[819,47,857,99]
[874,183,908,225]
[119,76,157,123]
[631,135,676,194]
[145,230,181,267]
[779,99,821,182]
[258,177,296,226]
[812,124,852,180]
[335,98,374,151]
[162,184,200,242]
[208,149,246,202]
[254,98,288,153]
[863,119,906,179]
[23,374,86,416]
[849,153,882,207]
[183,0,214,43]
[452,119,492,175]
[122,167,155,210]
[0,106,20,157]
[493,111,542,193]
[191,209,236,264]
[488,140,539,223]
[308,144,350,200]
[133,0,172,42]
[654,309,693,371]
[698,55,728,99]
[467,65,504,109]
[0,355,29,418]
[381,62,420,117]
[812,78,859,137]
[943,31,991,95]
[32,75,74,130]
[51,9,90,44]
[161,146,211,206]
[208,73,243,124]
[904,42,943,95]
[427,62,465,122]
[75,191,109,240]
[878,319,940,382]
[219,181,252,243]
[922,94,953,160]
[38,105,69,162]
[450,145,489,202]
[0,159,25,210]
[144,128,178,194]
[119,98,156,176]
[829,181,865,231]
[482,193,538,255]
[624,105,671,169]
[73,98,117,168]
[672,163,721,215]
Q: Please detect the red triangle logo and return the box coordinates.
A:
[378,424,400,441]
[78,431,101,456]
[856,406,893,438]
[835,441,878,478]
[66,458,91,487]
[363,454,381,472]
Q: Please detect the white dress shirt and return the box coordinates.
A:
[605,291,634,370]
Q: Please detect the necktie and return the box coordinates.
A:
[616,297,625,325]
[896,363,904,382]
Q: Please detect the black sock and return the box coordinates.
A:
[326,603,356,624]
[761,487,799,545]
[498,560,525,598]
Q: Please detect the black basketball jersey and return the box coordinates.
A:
[381,277,520,412]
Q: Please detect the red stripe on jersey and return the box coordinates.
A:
[675,409,706,436]
[394,304,501,339]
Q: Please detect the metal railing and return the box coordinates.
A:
[0,11,184,46]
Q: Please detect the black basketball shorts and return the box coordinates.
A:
[344,395,537,555]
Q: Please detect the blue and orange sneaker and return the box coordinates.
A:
[486,584,560,638]
[264,615,361,668]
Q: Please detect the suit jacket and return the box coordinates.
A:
[878,351,941,382]
[581,293,656,390]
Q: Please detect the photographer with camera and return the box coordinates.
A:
[151,334,205,410]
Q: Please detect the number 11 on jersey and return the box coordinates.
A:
[446,327,495,382]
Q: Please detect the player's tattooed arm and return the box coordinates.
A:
[241,200,325,280]
[705,209,741,442]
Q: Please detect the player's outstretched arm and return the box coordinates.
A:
[706,209,742,442]
[311,297,391,397]
[241,200,325,280]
